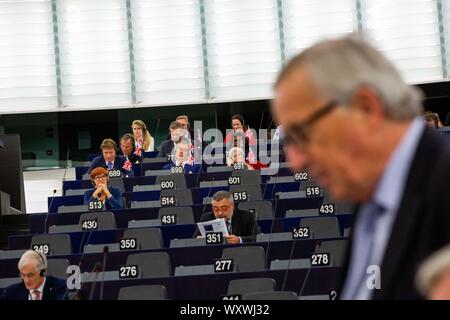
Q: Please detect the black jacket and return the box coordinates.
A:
[119,146,143,164]
[194,208,258,243]
[338,127,450,299]
[0,276,67,300]
[157,140,174,159]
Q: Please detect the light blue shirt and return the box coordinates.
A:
[340,117,425,300]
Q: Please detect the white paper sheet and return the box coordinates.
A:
[196,218,229,237]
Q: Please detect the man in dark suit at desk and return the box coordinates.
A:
[88,138,134,177]
[158,121,189,159]
[194,190,258,243]
[272,34,450,299]
[119,133,143,164]
[0,250,67,300]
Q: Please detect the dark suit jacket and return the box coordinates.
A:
[338,127,450,300]
[87,155,134,177]
[83,186,123,210]
[119,147,143,164]
[163,162,202,174]
[194,209,258,243]
[157,140,174,158]
[0,276,67,300]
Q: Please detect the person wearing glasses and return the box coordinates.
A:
[83,167,123,210]
[176,115,204,160]
[272,34,450,300]
[163,115,193,140]
[175,115,193,139]
[194,190,258,244]
[0,250,67,300]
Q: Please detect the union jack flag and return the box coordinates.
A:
[134,145,142,157]
[122,159,132,172]
[247,149,256,164]
[186,155,195,165]
[245,128,257,145]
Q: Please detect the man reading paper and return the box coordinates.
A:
[194,191,258,244]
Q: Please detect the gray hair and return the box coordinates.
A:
[276,33,423,121]
[212,190,233,203]
[226,147,245,166]
[18,250,47,273]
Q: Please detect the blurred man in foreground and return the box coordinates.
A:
[272,34,450,299]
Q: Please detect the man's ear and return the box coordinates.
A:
[351,86,385,129]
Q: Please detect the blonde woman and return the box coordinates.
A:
[132,120,154,152]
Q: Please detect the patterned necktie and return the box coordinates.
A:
[107,162,113,170]
[226,220,232,234]
[33,289,41,300]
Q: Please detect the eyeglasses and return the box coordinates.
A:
[94,175,107,181]
[213,204,232,212]
[282,100,338,148]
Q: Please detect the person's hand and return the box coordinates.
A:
[225,235,241,244]
[196,236,204,239]
[99,183,112,198]
[92,185,103,198]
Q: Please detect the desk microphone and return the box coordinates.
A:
[88,262,103,300]
[99,245,109,300]
[264,175,280,266]
[298,240,322,298]
[194,177,215,238]
[44,189,57,233]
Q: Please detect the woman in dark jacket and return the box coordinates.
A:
[84,167,123,210]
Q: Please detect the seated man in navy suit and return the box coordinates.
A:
[0,250,67,300]
[163,138,201,174]
[87,138,134,177]
[84,166,123,210]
